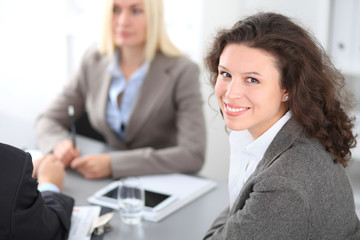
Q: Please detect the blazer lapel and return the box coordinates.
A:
[229,118,304,214]
[251,118,303,179]
[125,53,172,142]
[94,55,126,147]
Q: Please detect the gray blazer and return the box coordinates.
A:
[35,48,206,178]
[204,118,360,240]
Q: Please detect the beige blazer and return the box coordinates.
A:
[35,47,206,178]
[204,118,360,240]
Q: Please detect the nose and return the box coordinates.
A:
[226,78,244,99]
[116,10,130,26]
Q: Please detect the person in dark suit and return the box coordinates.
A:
[0,142,74,240]
[203,12,360,239]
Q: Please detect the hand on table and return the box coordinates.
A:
[70,154,112,179]
[53,140,80,167]
[37,155,66,191]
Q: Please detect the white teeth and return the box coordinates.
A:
[226,105,248,112]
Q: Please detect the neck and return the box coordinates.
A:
[120,45,145,68]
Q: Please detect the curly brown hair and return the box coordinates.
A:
[205,12,357,166]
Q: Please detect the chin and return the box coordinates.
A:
[228,127,247,131]
[224,122,247,132]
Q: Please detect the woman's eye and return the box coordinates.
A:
[220,72,231,78]
[113,7,120,14]
[246,77,259,83]
[133,8,143,14]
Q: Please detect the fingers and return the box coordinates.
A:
[70,156,88,169]
[37,155,66,191]
[71,156,93,179]
[38,155,65,174]
[32,155,46,178]
[71,155,111,179]
[71,156,96,179]
[53,140,80,167]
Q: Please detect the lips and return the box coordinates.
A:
[223,102,250,116]
[119,31,131,37]
[114,29,131,37]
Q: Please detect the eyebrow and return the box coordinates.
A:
[218,65,263,76]
[131,3,143,7]
[113,2,143,8]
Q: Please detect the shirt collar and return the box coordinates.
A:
[107,50,149,107]
[108,50,149,77]
[230,111,292,160]
[108,50,123,77]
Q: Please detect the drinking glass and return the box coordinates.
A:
[117,177,145,225]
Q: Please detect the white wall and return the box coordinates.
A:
[0,0,68,122]
[197,0,243,180]
[238,0,331,49]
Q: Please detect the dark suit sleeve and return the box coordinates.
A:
[10,151,74,240]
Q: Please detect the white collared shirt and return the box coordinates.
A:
[228,111,292,208]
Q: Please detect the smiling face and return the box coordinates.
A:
[112,0,147,49]
[215,44,288,139]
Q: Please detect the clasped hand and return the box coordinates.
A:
[32,154,66,191]
[53,140,112,179]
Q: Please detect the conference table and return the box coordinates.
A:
[0,113,228,240]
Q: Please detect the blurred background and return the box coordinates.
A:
[0,0,359,182]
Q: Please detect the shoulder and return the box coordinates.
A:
[80,46,112,69]
[0,143,35,189]
[82,46,105,60]
[0,143,35,221]
[256,118,346,188]
[0,143,28,172]
[264,118,334,172]
[152,52,199,74]
[261,129,349,197]
[280,133,335,174]
[0,143,29,190]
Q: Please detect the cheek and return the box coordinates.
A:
[214,81,225,100]
[111,20,116,33]
[142,27,147,40]
[257,89,283,110]
[139,19,147,34]
[138,24,147,42]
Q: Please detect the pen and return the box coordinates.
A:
[68,105,77,148]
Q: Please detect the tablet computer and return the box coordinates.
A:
[87,181,177,212]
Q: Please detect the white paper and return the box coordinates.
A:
[68,206,101,240]
[140,174,213,198]
[139,174,217,222]
[26,149,43,161]
[88,173,217,222]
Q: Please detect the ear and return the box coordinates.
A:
[281,88,289,102]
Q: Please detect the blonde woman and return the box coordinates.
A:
[36,0,206,179]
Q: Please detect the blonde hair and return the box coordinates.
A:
[99,0,182,60]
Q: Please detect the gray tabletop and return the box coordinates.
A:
[0,113,228,239]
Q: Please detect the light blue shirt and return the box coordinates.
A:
[106,51,149,141]
[38,182,60,193]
